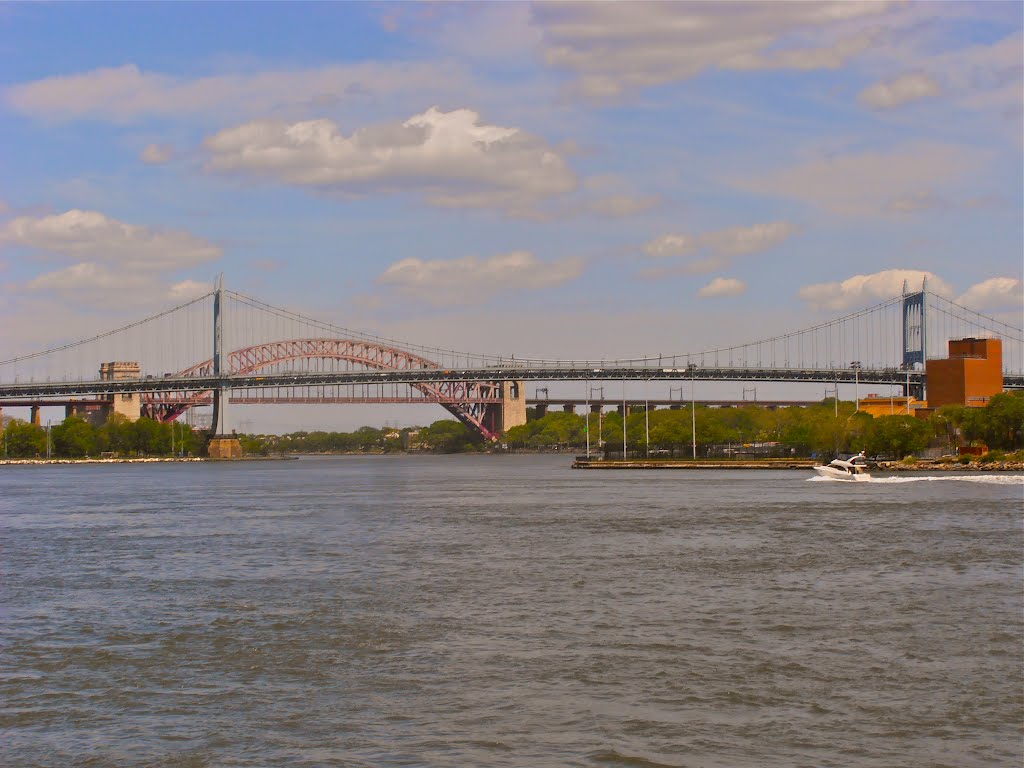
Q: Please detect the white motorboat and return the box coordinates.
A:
[813,452,871,481]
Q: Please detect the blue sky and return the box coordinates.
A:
[1,2,1021,429]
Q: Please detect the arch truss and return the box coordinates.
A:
[141,338,509,441]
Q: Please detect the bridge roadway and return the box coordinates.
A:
[0,365,946,399]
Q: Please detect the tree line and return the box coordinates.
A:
[505,393,1024,458]
[3,393,1020,459]
[2,415,204,458]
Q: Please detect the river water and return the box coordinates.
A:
[2,455,1022,767]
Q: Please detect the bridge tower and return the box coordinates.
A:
[208,275,241,458]
[902,279,927,399]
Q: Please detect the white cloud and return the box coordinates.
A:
[1,209,221,271]
[377,250,584,306]
[644,234,696,258]
[956,277,1023,312]
[911,31,1023,117]
[533,1,893,98]
[738,142,980,216]
[5,62,466,122]
[587,195,659,217]
[698,278,746,298]
[859,72,941,109]
[798,269,954,311]
[140,143,174,164]
[204,107,577,214]
[168,279,214,300]
[699,221,797,258]
[24,263,210,307]
[643,222,797,272]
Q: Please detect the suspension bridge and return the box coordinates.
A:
[0,279,1020,441]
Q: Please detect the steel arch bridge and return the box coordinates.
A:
[141,338,511,441]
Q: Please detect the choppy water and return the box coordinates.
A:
[2,456,1022,767]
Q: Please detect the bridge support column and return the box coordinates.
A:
[590,404,602,414]
[482,380,527,437]
[30,405,41,426]
[535,403,548,418]
[562,404,576,415]
[99,362,141,422]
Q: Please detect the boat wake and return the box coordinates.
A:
[808,474,1024,485]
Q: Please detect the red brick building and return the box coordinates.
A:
[925,338,1003,409]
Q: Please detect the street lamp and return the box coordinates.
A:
[622,380,627,459]
[591,386,604,449]
[645,378,650,459]
[850,361,862,412]
[688,363,698,459]
[584,380,590,458]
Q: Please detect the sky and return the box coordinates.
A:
[1,1,1022,431]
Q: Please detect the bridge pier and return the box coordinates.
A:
[535,403,548,418]
[30,405,41,426]
[480,380,527,438]
[562,404,576,415]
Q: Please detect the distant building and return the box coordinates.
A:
[857,395,923,418]
[925,337,1003,409]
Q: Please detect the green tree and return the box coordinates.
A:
[864,415,931,459]
[51,416,97,457]
[419,419,479,453]
[977,392,1024,450]
[3,420,46,457]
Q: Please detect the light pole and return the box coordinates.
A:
[850,361,862,412]
[585,380,590,458]
[825,384,838,417]
[645,378,650,459]
[622,379,627,459]
[688,364,698,459]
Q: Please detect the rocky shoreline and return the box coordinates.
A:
[0,456,296,466]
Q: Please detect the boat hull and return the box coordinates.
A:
[813,465,871,481]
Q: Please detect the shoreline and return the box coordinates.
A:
[0,456,297,466]
[572,458,1024,471]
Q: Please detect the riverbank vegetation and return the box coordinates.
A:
[506,392,1023,459]
[3,393,1020,460]
[1,415,204,458]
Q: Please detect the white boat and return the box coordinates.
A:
[813,452,871,481]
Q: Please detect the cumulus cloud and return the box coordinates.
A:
[738,142,979,216]
[377,250,584,306]
[140,143,173,164]
[956,277,1023,312]
[533,1,892,98]
[643,222,797,272]
[698,277,746,298]
[204,107,576,214]
[859,72,941,109]
[798,269,954,311]
[25,263,211,307]
[5,62,465,122]
[1,209,221,271]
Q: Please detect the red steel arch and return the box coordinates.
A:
[142,338,507,440]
